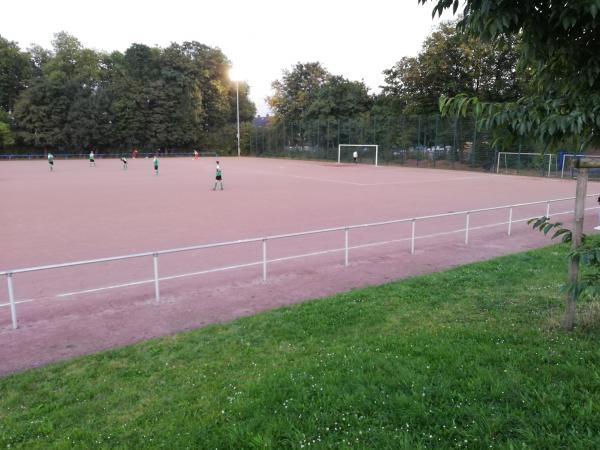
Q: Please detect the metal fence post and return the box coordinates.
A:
[508,207,513,236]
[153,253,160,304]
[262,239,267,281]
[465,212,470,244]
[7,273,17,329]
[344,227,349,266]
[411,219,416,254]
[496,151,501,174]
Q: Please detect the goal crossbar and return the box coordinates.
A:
[496,152,555,177]
[338,144,379,166]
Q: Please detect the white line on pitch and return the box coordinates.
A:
[237,170,366,185]
[238,170,488,186]
[0,298,34,308]
[56,278,154,297]
[359,175,489,186]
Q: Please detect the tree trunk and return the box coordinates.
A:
[564,168,588,330]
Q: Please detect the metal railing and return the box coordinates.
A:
[2,194,598,330]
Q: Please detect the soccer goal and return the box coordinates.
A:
[496,152,557,177]
[338,144,379,166]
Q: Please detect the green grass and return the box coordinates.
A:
[1,244,600,449]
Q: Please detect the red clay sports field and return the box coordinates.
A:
[1,156,599,374]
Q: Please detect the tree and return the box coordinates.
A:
[424,0,600,150]
[378,20,522,115]
[109,44,160,147]
[305,76,372,120]
[8,33,256,151]
[267,64,373,149]
[267,62,330,124]
[27,44,51,78]
[177,41,226,130]
[14,32,111,149]
[0,36,32,114]
[151,43,204,148]
[0,122,14,147]
[420,0,600,330]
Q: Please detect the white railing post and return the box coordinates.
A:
[262,238,267,281]
[7,273,17,329]
[508,207,513,236]
[153,253,160,304]
[410,219,416,254]
[344,227,349,266]
[465,212,470,244]
[546,202,550,218]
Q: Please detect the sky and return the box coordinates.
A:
[1,0,458,116]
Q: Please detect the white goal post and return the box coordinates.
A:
[338,144,379,166]
[496,152,556,177]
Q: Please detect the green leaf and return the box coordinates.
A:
[543,223,555,235]
[531,217,548,230]
[552,228,571,240]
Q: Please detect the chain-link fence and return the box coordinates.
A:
[249,114,552,173]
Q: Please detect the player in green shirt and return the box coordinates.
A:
[212,161,223,190]
[153,155,158,175]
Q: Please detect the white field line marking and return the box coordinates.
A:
[56,278,155,297]
[256,171,365,186]
[0,298,34,307]
[52,261,265,299]
[239,169,488,186]
[358,175,489,186]
[495,172,600,184]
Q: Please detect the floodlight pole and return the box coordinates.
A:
[236,79,241,157]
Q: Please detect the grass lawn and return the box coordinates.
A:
[1,243,600,449]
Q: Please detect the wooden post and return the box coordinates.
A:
[575,158,600,169]
[565,168,587,330]
[564,157,599,330]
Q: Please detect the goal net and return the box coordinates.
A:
[496,152,557,177]
[338,144,379,166]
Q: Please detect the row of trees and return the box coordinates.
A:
[0,20,527,156]
[256,19,526,168]
[0,32,255,151]
[265,19,523,129]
